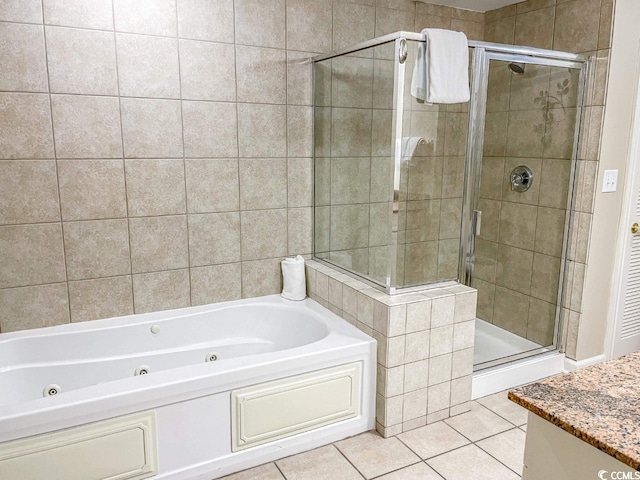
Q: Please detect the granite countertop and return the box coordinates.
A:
[509,352,640,471]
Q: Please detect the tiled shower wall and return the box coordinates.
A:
[484,0,613,359]
[474,62,580,347]
[0,0,484,333]
[0,0,320,332]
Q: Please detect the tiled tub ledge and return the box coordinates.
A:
[305,260,477,437]
[509,352,640,472]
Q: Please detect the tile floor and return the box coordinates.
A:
[222,390,529,480]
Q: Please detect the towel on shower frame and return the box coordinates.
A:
[411,28,470,104]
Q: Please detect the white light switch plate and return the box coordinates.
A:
[602,169,618,193]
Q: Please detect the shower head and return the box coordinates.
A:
[508,62,525,75]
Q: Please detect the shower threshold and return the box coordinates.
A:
[471,319,564,398]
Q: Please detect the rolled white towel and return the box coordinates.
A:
[281,255,306,301]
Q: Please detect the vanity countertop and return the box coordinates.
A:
[509,352,640,471]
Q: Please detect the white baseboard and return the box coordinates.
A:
[563,354,607,372]
[472,352,565,399]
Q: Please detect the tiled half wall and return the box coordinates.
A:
[305,260,477,437]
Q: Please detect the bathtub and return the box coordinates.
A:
[0,295,376,480]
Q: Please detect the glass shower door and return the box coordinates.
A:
[468,53,586,369]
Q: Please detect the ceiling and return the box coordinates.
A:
[417,0,521,13]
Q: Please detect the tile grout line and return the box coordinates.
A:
[330,443,368,480]
[232,0,243,300]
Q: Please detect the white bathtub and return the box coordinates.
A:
[0,295,376,479]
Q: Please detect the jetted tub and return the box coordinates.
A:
[0,295,376,480]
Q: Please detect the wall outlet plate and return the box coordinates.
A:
[602,169,618,193]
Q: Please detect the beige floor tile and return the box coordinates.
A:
[520,424,527,432]
[276,445,363,480]
[427,444,520,480]
[443,403,514,442]
[335,431,420,479]
[476,390,529,426]
[377,462,444,480]
[397,421,470,459]
[220,463,284,480]
[476,428,526,475]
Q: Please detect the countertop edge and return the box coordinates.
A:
[507,391,640,472]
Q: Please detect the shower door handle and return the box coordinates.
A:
[473,210,482,236]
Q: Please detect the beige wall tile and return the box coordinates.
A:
[179,40,236,102]
[454,291,477,323]
[484,17,515,44]
[188,212,240,266]
[483,112,508,156]
[333,2,375,51]
[58,159,126,221]
[0,224,66,288]
[403,388,428,421]
[241,257,282,298]
[428,353,452,386]
[450,375,472,406]
[496,244,533,295]
[132,269,190,313]
[493,286,529,337]
[450,19,484,41]
[239,158,287,210]
[63,219,131,280]
[598,0,613,49]
[534,207,566,256]
[0,283,69,333]
[44,0,114,29]
[479,157,504,200]
[288,157,312,207]
[129,215,189,273]
[331,108,373,157]
[0,0,43,23]
[527,297,556,345]
[185,159,239,213]
[0,160,60,224]
[286,0,333,53]
[287,50,313,106]
[236,46,286,104]
[331,157,371,205]
[498,202,537,250]
[177,0,233,42]
[452,320,475,350]
[415,3,451,17]
[235,0,285,48]
[416,13,451,30]
[46,26,117,95]
[0,23,48,92]
[114,0,177,36]
[69,275,133,321]
[427,381,451,414]
[330,204,370,250]
[473,238,498,283]
[288,207,312,255]
[530,252,561,303]
[505,110,545,157]
[404,359,429,392]
[514,6,555,49]
[241,209,287,261]
[539,158,571,209]
[116,34,180,99]
[375,7,414,37]
[332,57,374,108]
[182,101,238,158]
[287,106,313,157]
[125,159,186,216]
[238,103,286,157]
[553,0,600,53]
[51,95,122,158]
[121,98,183,158]
[0,93,54,159]
[452,347,474,378]
[190,263,242,305]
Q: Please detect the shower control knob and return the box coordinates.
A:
[632,223,639,234]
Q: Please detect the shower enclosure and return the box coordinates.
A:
[312,32,587,370]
